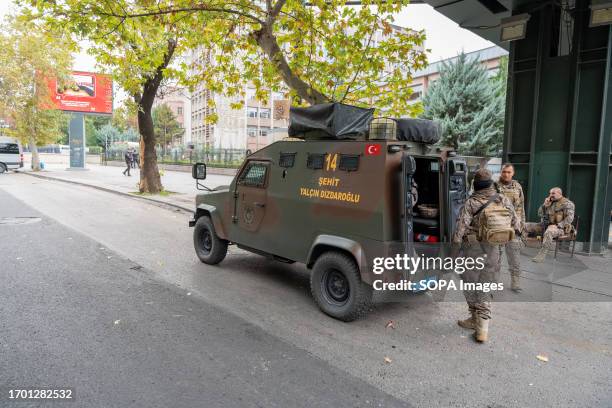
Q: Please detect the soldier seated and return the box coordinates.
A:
[524,187,575,263]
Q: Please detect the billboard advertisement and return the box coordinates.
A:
[48,71,113,114]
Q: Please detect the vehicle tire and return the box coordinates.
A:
[0,163,6,174]
[310,251,373,322]
[194,216,228,265]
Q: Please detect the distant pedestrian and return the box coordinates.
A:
[123,149,132,176]
[131,151,140,169]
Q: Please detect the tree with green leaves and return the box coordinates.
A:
[111,103,139,133]
[96,123,121,153]
[122,127,140,143]
[492,56,508,99]
[422,52,505,157]
[172,0,428,115]
[27,1,200,192]
[29,0,427,189]
[153,103,184,155]
[0,15,74,170]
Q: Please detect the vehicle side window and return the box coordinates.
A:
[307,153,325,169]
[0,143,19,154]
[279,152,296,168]
[238,161,268,188]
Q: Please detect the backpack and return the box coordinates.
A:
[474,195,515,244]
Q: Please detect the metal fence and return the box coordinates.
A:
[104,146,247,168]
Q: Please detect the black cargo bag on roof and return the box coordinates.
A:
[395,118,441,144]
[288,103,374,139]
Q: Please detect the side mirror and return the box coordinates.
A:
[192,163,207,180]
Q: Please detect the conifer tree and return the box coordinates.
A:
[422,52,505,157]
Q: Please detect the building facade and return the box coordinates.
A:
[152,86,191,145]
[408,46,509,103]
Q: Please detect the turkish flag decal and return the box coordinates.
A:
[365,144,381,156]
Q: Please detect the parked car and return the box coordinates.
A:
[0,136,24,173]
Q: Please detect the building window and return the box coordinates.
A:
[260,108,271,119]
[246,88,256,100]
[259,128,269,137]
[247,127,258,137]
[247,107,258,118]
[177,107,183,115]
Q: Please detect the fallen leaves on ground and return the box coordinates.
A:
[536,354,549,362]
[384,356,392,364]
[385,320,395,329]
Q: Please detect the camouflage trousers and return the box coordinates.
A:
[461,243,501,320]
[524,223,564,250]
[498,238,522,277]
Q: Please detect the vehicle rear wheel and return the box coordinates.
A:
[310,251,373,322]
[194,216,228,265]
[0,163,6,174]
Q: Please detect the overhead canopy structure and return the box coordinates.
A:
[421,0,612,253]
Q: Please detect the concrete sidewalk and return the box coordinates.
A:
[19,161,234,211]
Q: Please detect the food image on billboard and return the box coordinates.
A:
[48,71,113,114]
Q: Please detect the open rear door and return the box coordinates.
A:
[444,158,468,241]
[401,153,417,243]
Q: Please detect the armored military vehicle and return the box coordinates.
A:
[189,103,468,321]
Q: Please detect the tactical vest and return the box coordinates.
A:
[498,180,524,219]
[545,197,569,225]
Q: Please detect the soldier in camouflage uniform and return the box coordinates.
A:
[496,164,525,291]
[453,169,519,343]
[524,187,575,262]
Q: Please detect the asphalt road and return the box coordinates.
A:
[0,187,406,408]
[1,173,611,408]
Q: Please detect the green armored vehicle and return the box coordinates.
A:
[189,103,468,321]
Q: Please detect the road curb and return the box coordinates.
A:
[20,171,194,214]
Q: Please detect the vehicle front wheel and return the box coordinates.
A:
[310,251,373,322]
[194,216,228,265]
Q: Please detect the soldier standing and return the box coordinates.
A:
[525,187,575,262]
[496,164,525,291]
[453,169,519,343]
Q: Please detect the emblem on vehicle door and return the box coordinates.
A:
[243,205,254,225]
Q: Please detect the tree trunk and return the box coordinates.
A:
[136,39,177,194]
[29,135,40,171]
[138,107,163,193]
